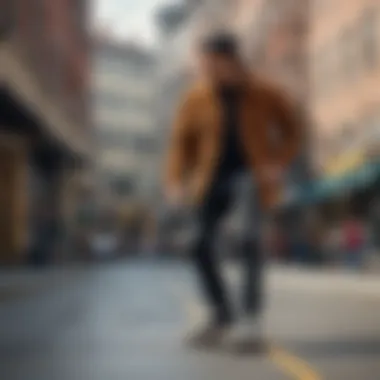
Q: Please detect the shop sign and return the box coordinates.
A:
[323,149,365,179]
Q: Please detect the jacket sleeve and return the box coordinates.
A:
[271,88,302,168]
[164,90,197,192]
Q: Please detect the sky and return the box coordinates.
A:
[93,0,170,46]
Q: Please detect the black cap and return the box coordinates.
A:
[201,31,239,58]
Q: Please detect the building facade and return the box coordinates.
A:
[92,37,157,206]
[309,0,380,178]
[0,0,92,265]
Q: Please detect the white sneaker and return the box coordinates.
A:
[225,316,266,354]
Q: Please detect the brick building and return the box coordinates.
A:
[306,0,380,220]
[0,0,92,264]
[309,0,380,177]
[92,36,157,206]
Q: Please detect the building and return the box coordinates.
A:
[310,0,380,176]
[92,37,157,206]
[0,0,92,265]
[308,0,380,218]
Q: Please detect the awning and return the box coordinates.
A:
[324,150,364,178]
[280,162,380,209]
[306,162,380,204]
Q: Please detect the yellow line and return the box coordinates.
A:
[176,285,322,380]
[269,346,322,380]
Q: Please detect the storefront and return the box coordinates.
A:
[0,89,85,266]
[0,134,29,264]
[306,146,380,223]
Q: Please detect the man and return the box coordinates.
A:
[164,32,301,350]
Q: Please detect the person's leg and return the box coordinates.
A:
[226,178,266,352]
[240,180,264,318]
[242,235,263,317]
[192,184,233,326]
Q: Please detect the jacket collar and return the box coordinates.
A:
[199,73,260,101]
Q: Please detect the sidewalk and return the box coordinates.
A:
[2,261,380,303]
[271,265,380,297]
[226,263,380,298]
[0,267,80,302]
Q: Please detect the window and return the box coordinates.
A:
[97,130,132,149]
[339,25,360,83]
[363,109,380,142]
[361,9,378,69]
[1,0,14,38]
[70,0,87,47]
[96,54,129,77]
[110,176,135,197]
[372,109,380,138]
[313,0,332,15]
[317,46,334,95]
[133,135,157,153]
[96,92,127,110]
[312,52,322,95]
[340,122,355,150]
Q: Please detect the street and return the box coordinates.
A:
[1,260,380,380]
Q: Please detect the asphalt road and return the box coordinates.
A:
[0,260,380,380]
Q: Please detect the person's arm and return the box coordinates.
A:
[270,87,302,169]
[164,89,197,203]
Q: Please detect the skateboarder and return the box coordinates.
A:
[164,32,301,351]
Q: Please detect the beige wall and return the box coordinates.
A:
[232,0,265,54]
[309,0,380,174]
[234,0,309,104]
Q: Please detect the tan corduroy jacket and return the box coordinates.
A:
[165,76,301,210]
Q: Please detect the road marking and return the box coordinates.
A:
[270,346,322,380]
[227,267,380,300]
[175,279,323,380]
[183,294,323,380]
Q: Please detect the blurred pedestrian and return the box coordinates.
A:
[164,31,301,351]
[290,220,308,264]
[369,198,380,255]
[272,225,287,262]
[343,216,365,270]
[326,225,343,266]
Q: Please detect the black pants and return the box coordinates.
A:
[192,175,264,325]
